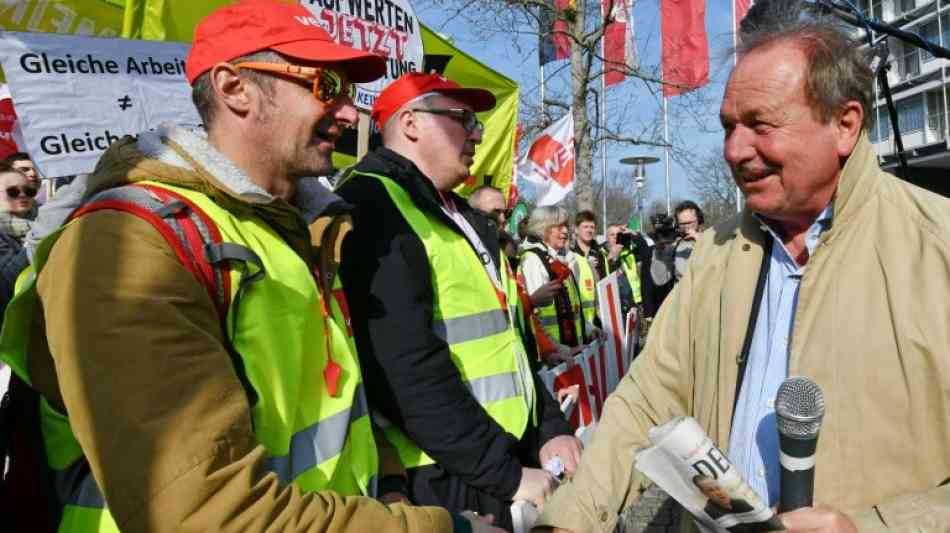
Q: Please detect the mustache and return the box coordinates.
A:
[734,164,778,181]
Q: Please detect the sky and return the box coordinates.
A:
[414,0,741,211]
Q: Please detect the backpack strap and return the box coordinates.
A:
[69,183,263,406]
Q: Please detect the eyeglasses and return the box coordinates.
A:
[6,186,37,199]
[676,220,699,228]
[410,108,484,134]
[234,62,355,104]
[490,208,512,219]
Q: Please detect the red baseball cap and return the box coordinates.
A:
[185,0,386,85]
[371,72,496,129]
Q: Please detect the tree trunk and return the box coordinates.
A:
[571,0,594,212]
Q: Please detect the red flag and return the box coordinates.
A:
[661,0,709,97]
[0,85,19,161]
[603,0,636,87]
[540,0,573,65]
[735,0,753,33]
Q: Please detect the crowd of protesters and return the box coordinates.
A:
[2,2,950,533]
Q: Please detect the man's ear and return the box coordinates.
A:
[835,101,864,158]
[396,107,420,142]
[210,63,253,117]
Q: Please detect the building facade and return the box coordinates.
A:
[859,0,950,195]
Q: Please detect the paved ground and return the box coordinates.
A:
[618,485,684,533]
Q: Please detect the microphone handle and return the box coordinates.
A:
[778,434,818,513]
[779,462,815,512]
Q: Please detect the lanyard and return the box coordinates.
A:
[311,263,342,397]
[438,192,509,314]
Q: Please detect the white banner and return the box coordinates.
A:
[596,271,626,394]
[300,0,425,111]
[517,110,574,206]
[0,32,200,178]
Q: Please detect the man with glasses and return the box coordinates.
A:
[0,2,497,532]
[337,72,580,530]
[1,152,45,204]
[469,185,510,229]
[672,200,704,282]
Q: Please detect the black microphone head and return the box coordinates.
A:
[775,376,825,440]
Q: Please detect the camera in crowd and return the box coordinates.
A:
[650,213,678,244]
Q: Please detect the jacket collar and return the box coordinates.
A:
[353,146,502,264]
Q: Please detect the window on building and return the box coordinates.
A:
[899,43,921,79]
[859,0,883,19]
[870,109,892,143]
[897,94,925,133]
[898,0,916,15]
[942,13,950,47]
[921,20,939,62]
[927,91,946,140]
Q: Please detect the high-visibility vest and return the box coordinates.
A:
[618,249,642,304]
[356,172,534,469]
[0,181,377,532]
[519,247,586,348]
[573,253,598,324]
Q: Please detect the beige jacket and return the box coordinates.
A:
[536,135,950,532]
[26,126,455,532]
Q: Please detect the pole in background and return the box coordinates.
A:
[662,95,672,215]
[620,155,659,228]
[731,0,745,214]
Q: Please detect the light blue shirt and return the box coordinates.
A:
[727,205,833,506]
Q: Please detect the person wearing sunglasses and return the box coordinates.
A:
[0,3,500,533]
[0,169,36,245]
[337,72,581,530]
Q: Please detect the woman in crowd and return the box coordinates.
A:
[518,206,597,364]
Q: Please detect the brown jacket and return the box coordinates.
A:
[25,126,456,532]
[536,135,950,532]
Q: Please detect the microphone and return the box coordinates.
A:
[775,376,825,513]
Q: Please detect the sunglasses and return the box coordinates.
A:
[6,186,37,199]
[411,108,484,134]
[234,62,355,104]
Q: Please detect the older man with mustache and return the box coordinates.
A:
[533,12,950,533]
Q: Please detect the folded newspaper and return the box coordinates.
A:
[634,417,784,533]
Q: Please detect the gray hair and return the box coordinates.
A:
[736,11,873,130]
[525,205,569,241]
[381,93,442,139]
[191,49,284,128]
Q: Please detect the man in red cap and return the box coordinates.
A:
[0,3,499,532]
[336,72,583,531]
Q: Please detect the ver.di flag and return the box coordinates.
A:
[603,0,637,87]
[517,111,574,206]
[661,0,709,97]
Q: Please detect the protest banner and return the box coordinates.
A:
[596,271,626,394]
[0,32,199,178]
[300,0,425,111]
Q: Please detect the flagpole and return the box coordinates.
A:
[540,64,546,119]
[600,1,608,230]
[663,94,671,215]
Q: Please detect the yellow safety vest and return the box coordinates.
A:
[618,249,642,303]
[354,171,535,469]
[573,253,598,324]
[519,247,586,348]
[0,181,376,532]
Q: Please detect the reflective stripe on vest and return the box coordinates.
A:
[0,182,377,533]
[356,172,533,469]
[434,308,510,345]
[265,383,370,484]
